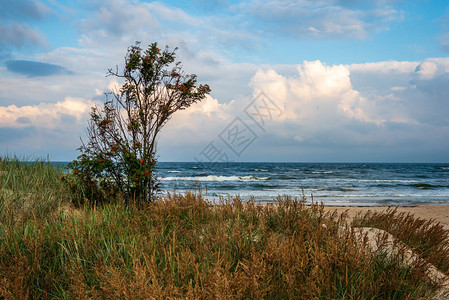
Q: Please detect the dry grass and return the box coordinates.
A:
[355,208,449,276]
[0,157,447,299]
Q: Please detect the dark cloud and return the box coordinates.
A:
[5,60,73,77]
[0,22,46,50]
[0,126,36,142]
[59,113,77,124]
[16,117,32,124]
[409,73,449,126]
[0,125,80,161]
[0,0,52,21]
[0,0,51,57]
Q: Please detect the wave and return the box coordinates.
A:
[276,175,297,180]
[316,187,357,192]
[161,175,270,182]
[412,183,446,190]
[254,169,268,172]
[167,170,181,173]
[360,179,419,183]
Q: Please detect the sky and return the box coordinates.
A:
[0,0,448,163]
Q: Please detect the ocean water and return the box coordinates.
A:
[156,162,449,206]
[55,162,449,206]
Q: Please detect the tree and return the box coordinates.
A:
[69,42,211,204]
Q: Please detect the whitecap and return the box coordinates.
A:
[161,175,270,182]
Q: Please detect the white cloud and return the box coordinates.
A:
[246,58,449,153]
[251,60,371,123]
[241,0,402,39]
[347,61,418,73]
[107,79,121,94]
[391,86,406,91]
[0,97,95,129]
[160,95,236,147]
[146,2,199,26]
[77,0,159,48]
[415,61,438,80]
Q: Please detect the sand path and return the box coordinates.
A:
[324,205,449,229]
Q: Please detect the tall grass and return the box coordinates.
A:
[355,208,449,275]
[0,156,70,224]
[0,157,446,299]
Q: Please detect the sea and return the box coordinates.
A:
[157,162,449,206]
[56,162,449,206]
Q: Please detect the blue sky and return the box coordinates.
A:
[1,0,449,162]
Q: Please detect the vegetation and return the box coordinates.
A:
[355,207,449,275]
[68,42,210,205]
[1,157,448,298]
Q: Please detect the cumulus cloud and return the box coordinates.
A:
[0,97,95,129]
[157,56,449,161]
[246,58,449,157]
[161,95,236,146]
[251,61,367,123]
[96,57,449,159]
[415,61,438,80]
[0,96,94,159]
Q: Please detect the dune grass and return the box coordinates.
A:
[0,156,70,225]
[355,208,449,276]
[0,157,447,299]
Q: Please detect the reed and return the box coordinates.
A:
[0,157,445,299]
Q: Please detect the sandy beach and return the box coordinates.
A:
[325,205,449,229]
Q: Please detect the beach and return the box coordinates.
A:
[325,204,449,229]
